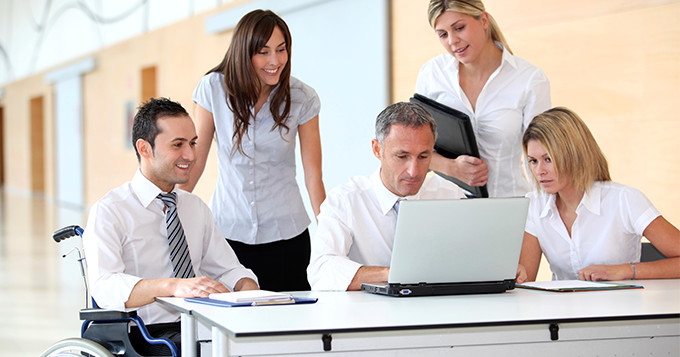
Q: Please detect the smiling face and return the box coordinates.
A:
[373,124,435,197]
[434,10,490,65]
[526,139,571,195]
[251,25,288,93]
[138,115,197,192]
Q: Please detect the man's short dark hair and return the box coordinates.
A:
[132,97,189,161]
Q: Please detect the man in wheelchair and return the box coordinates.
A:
[83,97,259,355]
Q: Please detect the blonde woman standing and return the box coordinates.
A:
[416,0,551,197]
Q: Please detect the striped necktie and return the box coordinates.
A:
[393,198,405,215]
[157,192,195,279]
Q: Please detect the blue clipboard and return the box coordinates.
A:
[185,296,318,307]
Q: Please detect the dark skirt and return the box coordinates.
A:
[228,229,311,291]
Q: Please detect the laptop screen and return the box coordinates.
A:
[388,198,529,285]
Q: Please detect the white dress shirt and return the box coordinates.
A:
[525,181,660,280]
[193,73,321,244]
[83,170,258,324]
[415,43,551,197]
[307,170,466,290]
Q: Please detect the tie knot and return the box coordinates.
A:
[158,192,177,209]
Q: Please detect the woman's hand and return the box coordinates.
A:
[430,152,488,187]
[453,155,489,186]
[578,264,633,281]
[516,264,528,284]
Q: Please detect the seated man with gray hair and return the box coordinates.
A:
[307,102,466,291]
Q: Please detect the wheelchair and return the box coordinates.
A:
[40,225,179,357]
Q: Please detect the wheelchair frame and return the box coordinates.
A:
[41,225,179,357]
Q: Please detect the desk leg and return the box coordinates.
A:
[180,312,197,357]
[212,326,228,356]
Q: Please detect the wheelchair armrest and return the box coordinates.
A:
[79,308,137,321]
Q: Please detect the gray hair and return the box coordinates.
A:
[375,102,437,145]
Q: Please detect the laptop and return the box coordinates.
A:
[410,94,488,198]
[361,197,529,297]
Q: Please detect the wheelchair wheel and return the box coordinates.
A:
[40,337,115,357]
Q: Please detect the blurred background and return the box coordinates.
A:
[1,0,678,355]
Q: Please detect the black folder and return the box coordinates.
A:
[410,94,488,198]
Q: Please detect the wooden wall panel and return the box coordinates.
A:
[30,96,45,192]
[141,66,157,101]
[80,8,230,204]
[1,75,53,195]
[505,2,680,226]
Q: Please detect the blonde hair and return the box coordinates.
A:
[427,0,513,54]
[522,107,611,193]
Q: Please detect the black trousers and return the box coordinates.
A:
[228,229,311,291]
[129,322,187,356]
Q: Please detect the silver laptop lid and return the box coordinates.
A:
[388,197,529,284]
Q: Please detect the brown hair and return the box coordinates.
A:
[208,9,292,157]
[427,0,513,54]
[522,107,611,193]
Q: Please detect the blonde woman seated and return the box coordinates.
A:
[516,107,680,282]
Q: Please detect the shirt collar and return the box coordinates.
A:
[371,168,426,216]
[497,42,518,70]
[371,169,403,216]
[578,182,602,215]
[131,169,175,209]
[540,192,556,218]
[539,182,602,218]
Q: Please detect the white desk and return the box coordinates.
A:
[157,279,680,356]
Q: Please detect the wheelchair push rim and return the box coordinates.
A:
[40,337,115,357]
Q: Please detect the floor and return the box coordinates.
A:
[0,190,88,356]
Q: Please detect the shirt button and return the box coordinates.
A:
[249,162,254,166]
[249,181,254,185]
[250,201,255,206]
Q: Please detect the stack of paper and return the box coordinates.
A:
[209,290,294,305]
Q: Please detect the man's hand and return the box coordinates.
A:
[347,266,389,291]
[170,276,230,297]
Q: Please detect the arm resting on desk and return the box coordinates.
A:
[518,232,542,283]
[580,216,680,281]
[233,278,259,291]
[125,277,230,308]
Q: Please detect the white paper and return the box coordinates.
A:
[519,280,629,290]
[209,290,292,303]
